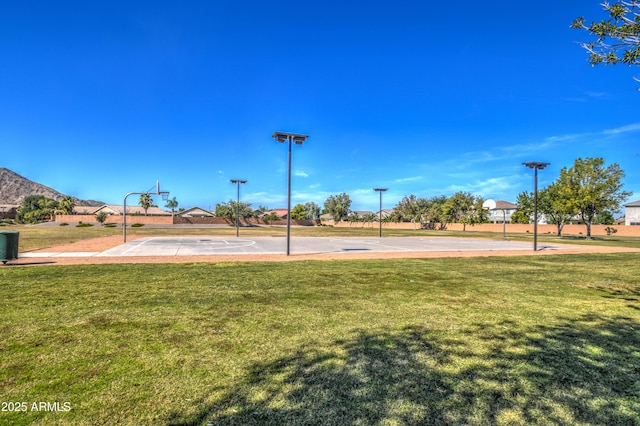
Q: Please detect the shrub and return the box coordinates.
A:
[131,223,145,228]
[104,223,117,228]
[76,223,94,228]
[604,226,618,236]
[59,222,69,226]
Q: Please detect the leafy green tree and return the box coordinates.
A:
[216,201,254,221]
[16,195,58,224]
[538,183,578,236]
[290,204,308,220]
[511,191,533,224]
[165,197,179,218]
[324,193,352,222]
[263,212,281,222]
[362,212,377,226]
[422,196,449,230]
[572,2,640,67]
[393,195,448,229]
[304,202,321,220]
[442,192,487,231]
[347,213,360,227]
[215,203,233,219]
[594,210,616,224]
[139,193,153,216]
[95,211,109,225]
[58,196,76,215]
[394,195,425,222]
[556,157,631,238]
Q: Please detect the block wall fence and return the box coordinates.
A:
[325,220,640,236]
[54,214,317,227]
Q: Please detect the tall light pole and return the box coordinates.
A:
[230,179,247,237]
[272,131,309,255]
[523,162,549,251]
[374,188,387,238]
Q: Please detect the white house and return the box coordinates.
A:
[487,201,518,224]
[624,200,640,225]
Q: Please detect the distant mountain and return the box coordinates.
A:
[0,168,104,206]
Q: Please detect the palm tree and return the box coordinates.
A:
[58,196,76,215]
[165,197,179,219]
[139,193,153,216]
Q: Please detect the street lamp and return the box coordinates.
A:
[374,188,388,238]
[272,131,309,256]
[230,179,247,237]
[523,162,550,251]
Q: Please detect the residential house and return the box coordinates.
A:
[177,207,215,217]
[487,201,518,224]
[93,204,171,216]
[624,200,640,225]
[0,204,18,220]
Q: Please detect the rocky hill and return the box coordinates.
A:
[0,167,104,206]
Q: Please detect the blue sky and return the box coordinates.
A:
[1,1,639,212]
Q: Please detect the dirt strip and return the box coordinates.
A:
[8,235,640,266]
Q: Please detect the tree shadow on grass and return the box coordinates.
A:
[168,314,640,425]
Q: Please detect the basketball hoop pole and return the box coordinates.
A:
[122,181,170,242]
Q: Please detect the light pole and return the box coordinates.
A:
[272,131,309,256]
[374,188,387,238]
[523,162,549,251]
[230,179,247,237]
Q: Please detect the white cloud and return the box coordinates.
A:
[603,123,640,135]
[395,176,423,183]
[294,170,309,177]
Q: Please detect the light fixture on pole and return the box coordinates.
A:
[522,162,549,251]
[230,179,247,237]
[373,188,388,238]
[272,131,309,256]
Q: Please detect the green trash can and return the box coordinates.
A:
[0,231,19,264]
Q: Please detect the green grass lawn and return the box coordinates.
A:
[1,254,639,425]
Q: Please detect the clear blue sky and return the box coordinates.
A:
[2,1,639,212]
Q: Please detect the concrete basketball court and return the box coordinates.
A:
[21,236,572,258]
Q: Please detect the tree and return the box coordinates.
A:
[538,183,578,237]
[58,196,76,215]
[393,195,448,229]
[556,157,631,238]
[95,211,108,225]
[362,212,377,227]
[594,210,616,224]
[165,197,179,218]
[16,195,58,224]
[442,192,487,231]
[304,202,321,220]
[139,193,153,216]
[214,203,233,220]
[511,191,534,224]
[216,201,254,221]
[324,193,352,222]
[572,1,640,67]
[290,204,308,220]
[263,212,281,222]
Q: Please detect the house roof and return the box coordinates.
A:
[73,205,100,214]
[94,204,171,215]
[262,209,289,218]
[624,200,640,207]
[177,207,215,217]
[494,200,518,210]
